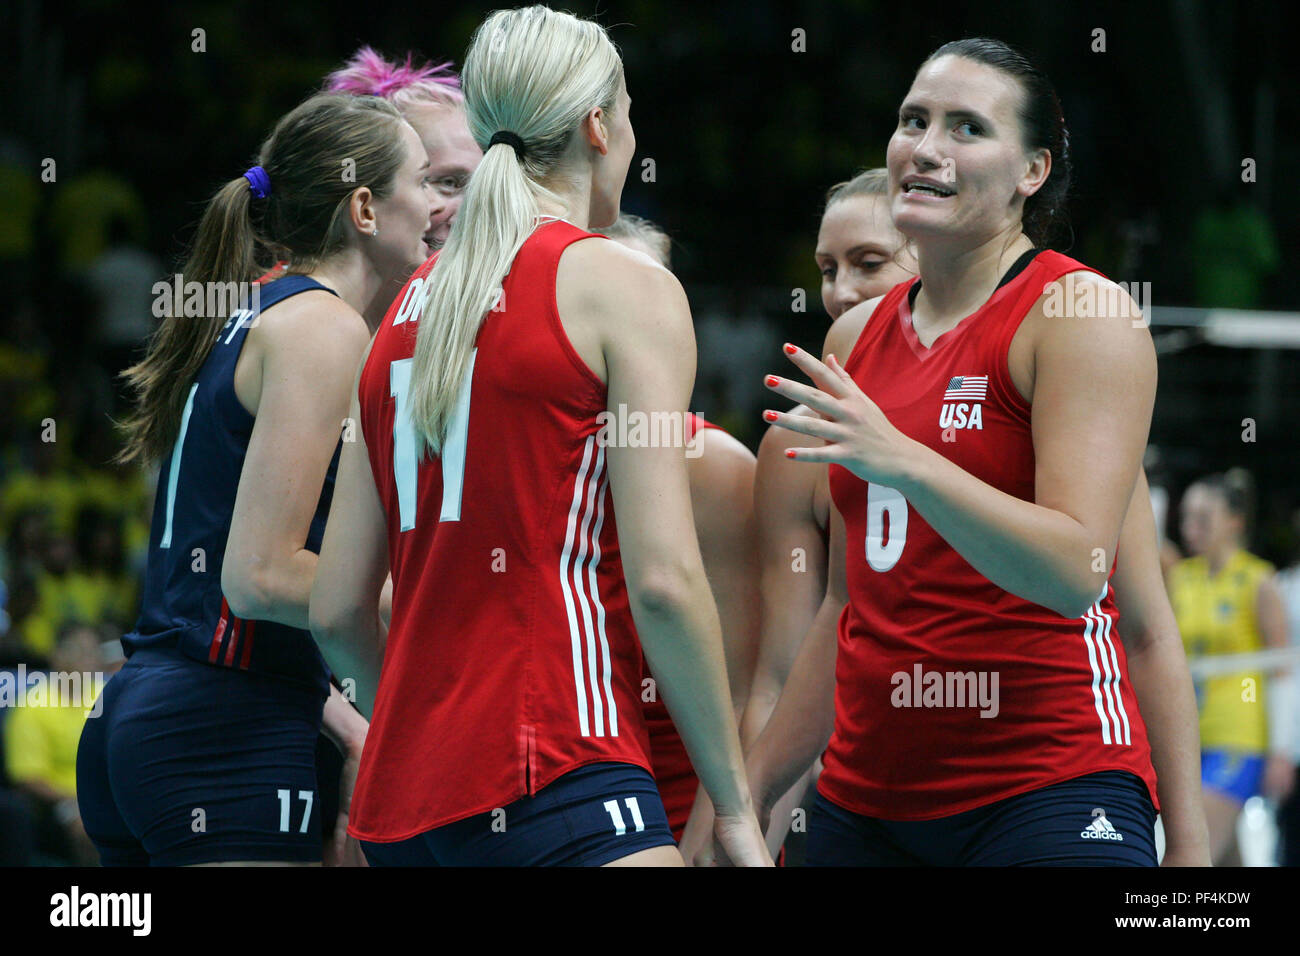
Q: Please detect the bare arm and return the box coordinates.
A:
[308,355,390,690]
[674,427,760,861]
[744,502,847,834]
[580,244,762,861]
[687,427,761,720]
[1110,468,1210,865]
[222,298,371,626]
[739,418,828,750]
[769,274,1157,619]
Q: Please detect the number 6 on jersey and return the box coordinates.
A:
[866,482,908,572]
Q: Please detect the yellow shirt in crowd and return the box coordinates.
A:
[1169,548,1273,753]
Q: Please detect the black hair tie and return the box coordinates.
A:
[489,130,526,160]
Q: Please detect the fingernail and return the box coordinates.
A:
[764,375,780,387]
[783,343,797,355]
[763,410,778,422]
[785,449,796,459]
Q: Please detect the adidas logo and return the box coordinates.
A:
[1080,808,1124,841]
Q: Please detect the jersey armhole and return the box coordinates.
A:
[988,258,1107,426]
[546,232,612,396]
[842,282,910,373]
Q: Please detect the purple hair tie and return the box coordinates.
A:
[243,165,271,199]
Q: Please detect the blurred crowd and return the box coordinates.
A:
[0,0,1297,865]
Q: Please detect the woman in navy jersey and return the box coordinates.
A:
[310,5,768,866]
[76,93,436,866]
[745,38,1209,866]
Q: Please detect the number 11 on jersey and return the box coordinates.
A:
[389,350,477,530]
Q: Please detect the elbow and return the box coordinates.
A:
[308,592,356,642]
[1052,573,1109,621]
[626,563,699,623]
[307,601,337,641]
[222,563,274,621]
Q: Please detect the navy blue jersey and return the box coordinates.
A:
[122,275,340,697]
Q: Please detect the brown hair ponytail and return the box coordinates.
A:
[116,93,406,466]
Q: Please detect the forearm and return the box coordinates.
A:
[897,441,1112,618]
[746,596,840,817]
[226,549,318,629]
[312,603,385,689]
[634,584,751,817]
[1126,629,1209,853]
[741,563,826,749]
[320,682,368,757]
[739,678,781,752]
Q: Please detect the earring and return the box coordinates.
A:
[371,226,379,237]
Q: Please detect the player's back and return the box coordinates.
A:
[352,219,654,841]
[123,275,337,695]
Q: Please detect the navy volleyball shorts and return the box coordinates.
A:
[77,648,326,866]
[807,770,1158,866]
[360,762,677,866]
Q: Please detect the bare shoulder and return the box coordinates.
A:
[688,427,756,529]
[557,235,686,320]
[1032,270,1150,334]
[755,405,823,520]
[823,294,885,361]
[1024,267,1159,405]
[253,287,370,358]
[758,405,819,457]
[693,425,756,473]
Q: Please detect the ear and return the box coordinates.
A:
[347,186,378,236]
[1017,147,1051,199]
[582,106,610,157]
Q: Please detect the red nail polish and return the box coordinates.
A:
[765,375,780,387]
[785,449,797,459]
[763,410,778,422]
[783,343,797,355]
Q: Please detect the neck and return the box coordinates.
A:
[535,169,594,232]
[306,249,389,334]
[1206,543,1237,574]
[912,223,1034,322]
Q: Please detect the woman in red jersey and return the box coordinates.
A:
[738,169,917,862]
[310,6,768,867]
[745,38,1208,866]
[603,212,762,846]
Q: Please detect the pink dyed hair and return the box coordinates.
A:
[325,46,463,111]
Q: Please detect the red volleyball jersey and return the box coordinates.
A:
[641,412,724,838]
[819,250,1160,820]
[349,220,655,841]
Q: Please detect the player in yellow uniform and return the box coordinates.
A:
[1169,469,1294,864]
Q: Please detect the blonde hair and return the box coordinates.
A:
[824,167,889,209]
[603,212,671,269]
[408,5,623,455]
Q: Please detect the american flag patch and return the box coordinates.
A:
[944,375,988,401]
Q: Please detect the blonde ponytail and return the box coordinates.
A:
[408,5,622,455]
